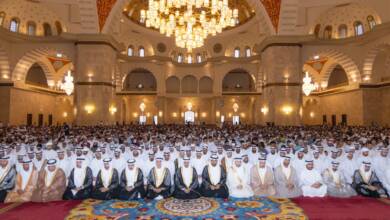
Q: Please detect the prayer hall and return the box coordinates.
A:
[1,0,390,219]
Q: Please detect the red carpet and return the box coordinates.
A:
[0,200,81,220]
[0,197,389,220]
[292,196,390,220]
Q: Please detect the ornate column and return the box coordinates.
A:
[261,45,302,125]
[74,43,117,125]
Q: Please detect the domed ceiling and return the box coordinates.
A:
[96,0,281,32]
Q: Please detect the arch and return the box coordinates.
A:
[304,50,361,84]
[177,53,183,63]
[27,21,37,36]
[313,24,321,38]
[196,53,202,63]
[367,15,376,30]
[233,47,240,58]
[0,12,5,26]
[199,76,213,93]
[166,76,180,93]
[323,25,332,39]
[43,23,52,36]
[245,46,251,57]
[9,17,20,32]
[127,45,134,56]
[138,46,145,57]
[122,68,157,91]
[55,21,63,35]
[181,75,198,93]
[11,48,68,83]
[327,65,349,88]
[362,43,390,82]
[222,69,255,92]
[338,24,348,39]
[353,21,364,36]
[25,63,49,88]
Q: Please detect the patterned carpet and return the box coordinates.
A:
[65,197,307,220]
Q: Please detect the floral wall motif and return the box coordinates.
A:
[97,0,117,31]
[260,0,281,32]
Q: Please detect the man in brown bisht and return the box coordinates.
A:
[5,159,38,203]
[250,157,276,197]
[31,159,66,202]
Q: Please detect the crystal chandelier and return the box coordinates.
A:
[140,0,239,52]
[302,72,316,96]
[60,71,74,96]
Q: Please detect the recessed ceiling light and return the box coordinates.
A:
[313,55,320,60]
[56,53,63,58]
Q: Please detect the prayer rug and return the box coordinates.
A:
[65,197,307,220]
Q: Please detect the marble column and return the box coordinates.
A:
[261,45,302,126]
[74,44,117,125]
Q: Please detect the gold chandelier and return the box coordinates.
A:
[140,0,239,52]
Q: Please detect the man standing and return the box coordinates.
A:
[173,158,200,199]
[250,157,276,197]
[63,158,93,200]
[0,156,16,202]
[200,155,229,198]
[32,159,67,202]
[117,159,145,200]
[299,160,327,197]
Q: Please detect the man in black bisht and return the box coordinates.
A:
[63,157,93,200]
[173,157,201,199]
[91,158,119,200]
[117,159,145,200]
[200,155,229,198]
[146,157,172,200]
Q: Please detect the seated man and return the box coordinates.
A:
[250,157,276,197]
[63,158,93,200]
[200,155,229,198]
[117,159,145,200]
[32,159,67,202]
[274,156,301,198]
[0,156,16,202]
[227,156,253,198]
[5,159,38,203]
[173,157,200,199]
[352,161,389,198]
[146,157,171,200]
[91,158,119,200]
[322,161,356,198]
[299,159,327,197]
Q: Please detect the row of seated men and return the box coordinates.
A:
[0,153,388,202]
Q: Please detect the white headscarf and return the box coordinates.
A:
[208,162,221,185]
[125,164,138,187]
[20,163,33,190]
[181,164,193,188]
[359,162,372,183]
[281,159,291,180]
[0,158,10,182]
[257,162,267,183]
[101,162,113,188]
[45,165,58,187]
[74,159,86,188]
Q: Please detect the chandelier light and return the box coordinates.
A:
[302,72,316,96]
[140,0,239,52]
[61,71,74,96]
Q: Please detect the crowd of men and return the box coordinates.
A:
[0,124,389,203]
